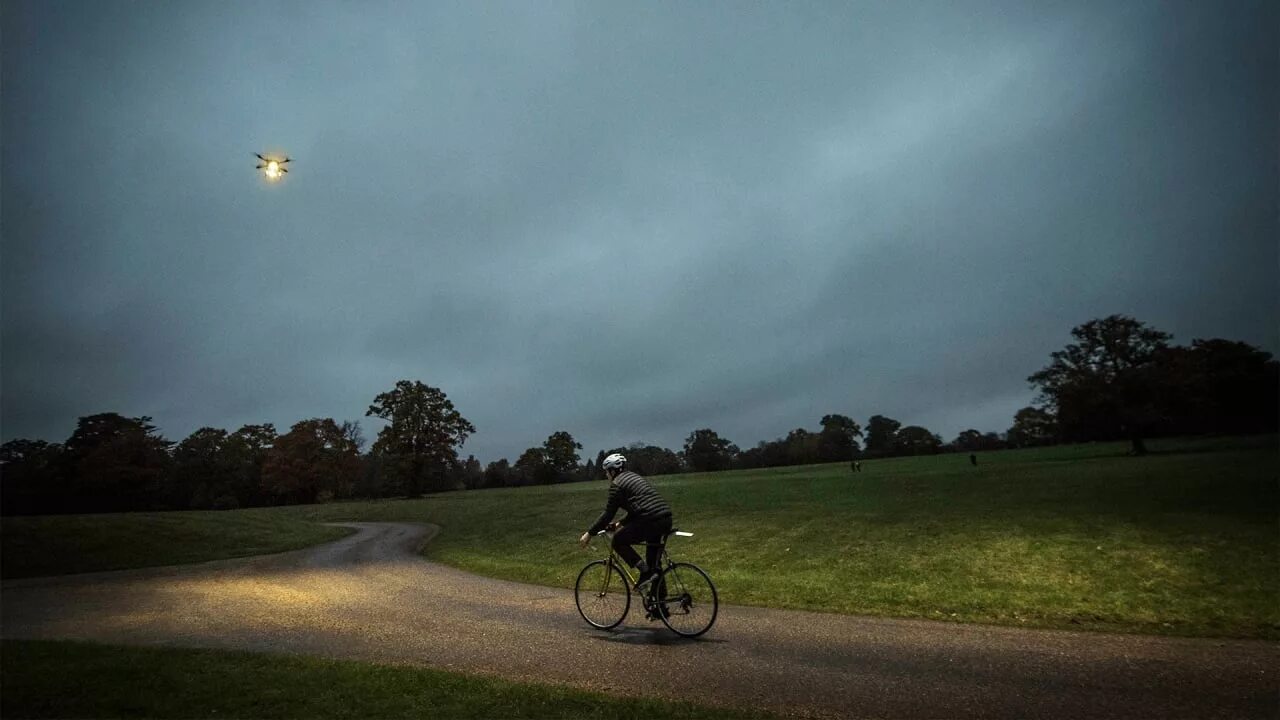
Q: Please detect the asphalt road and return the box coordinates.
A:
[3,522,1276,718]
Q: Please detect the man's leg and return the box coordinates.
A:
[611,522,646,571]
[647,515,673,616]
[645,515,673,571]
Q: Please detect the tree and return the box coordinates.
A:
[1006,407,1057,447]
[63,413,173,512]
[896,426,943,455]
[513,447,548,486]
[682,429,738,472]
[784,428,819,465]
[366,381,476,496]
[261,418,360,504]
[542,431,583,482]
[484,458,512,488]
[952,429,985,453]
[863,415,902,458]
[1,439,66,515]
[1182,339,1279,435]
[818,414,863,462]
[173,427,235,509]
[449,454,484,490]
[223,423,276,507]
[1029,315,1172,454]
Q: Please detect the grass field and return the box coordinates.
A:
[0,509,351,578]
[1,640,772,719]
[4,435,1276,639]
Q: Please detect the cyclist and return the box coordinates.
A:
[578,453,673,591]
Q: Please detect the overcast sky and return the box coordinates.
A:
[3,0,1276,464]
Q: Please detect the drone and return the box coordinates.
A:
[255,153,292,180]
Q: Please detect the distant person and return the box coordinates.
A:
[579,453,673,591]
[850,461,862,473]
[969,454,978,467]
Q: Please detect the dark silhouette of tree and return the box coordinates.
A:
[513,447,547,486]
[1029,315,1172,455]
[366,380,475,496]
[448,454,484,489]
[784,428,819,465]
[173,427,236,509]
[261,418,360,504]
[863,415,902,458]
[952,429,985,452]
[542,431,583,482]
[1182,339,1279,435]
[682,429,738,472]
[223,423,276,506]
[1005,407,1057,447]
[62,413,173,512]
[484,458,512,488]
[818,414,863,462]
[896,425,943,455]
[1,439,66,515]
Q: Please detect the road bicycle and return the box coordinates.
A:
[574,526,718,638]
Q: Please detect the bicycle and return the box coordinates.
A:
[574,526,719,638]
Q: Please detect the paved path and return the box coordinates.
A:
[3,523,1276,718]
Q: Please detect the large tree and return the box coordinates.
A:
[818,413,863,462]
[261,418,360,504]
[513,447,548,486]
[222,423,276,507]
[1182,339,1279,435]
[863,415,902,457]
[366,381,476,496]
[896,426,943,455]
[484,458,512,488]
[1005,407,1057,447]
[1028,315,1172,454]
[173,427,235,509]
[542,431,583,481]
[682,429,738,472]
[63,413,173,512]
[784,428,819,465]
[1,439,67,515]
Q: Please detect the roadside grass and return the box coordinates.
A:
[0,509,351,578]
[1,640,771,719]
[4,435,1276,638]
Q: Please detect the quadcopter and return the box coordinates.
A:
[255,153,292,180]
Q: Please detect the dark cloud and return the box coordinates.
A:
[3,0,1275,463]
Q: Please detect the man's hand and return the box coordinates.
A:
[578,531,591,548]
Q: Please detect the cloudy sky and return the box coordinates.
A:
[3,0,1276,464]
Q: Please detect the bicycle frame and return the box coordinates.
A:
[591,529,693,607]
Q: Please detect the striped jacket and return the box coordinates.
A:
[586,470,672,535]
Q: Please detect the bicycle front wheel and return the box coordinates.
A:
[574,560,630,630]
[657,562,718,638]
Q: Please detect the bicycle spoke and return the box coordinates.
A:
[657,563,718,637]
[574,560,630,630]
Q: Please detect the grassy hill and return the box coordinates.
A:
[4,435,1276,638]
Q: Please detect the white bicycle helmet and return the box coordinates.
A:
[602,453,627,472]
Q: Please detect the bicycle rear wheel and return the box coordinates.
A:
[574,559,630,630]
[657,562,718,638]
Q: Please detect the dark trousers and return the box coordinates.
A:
[612,514,673,571]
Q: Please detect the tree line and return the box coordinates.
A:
[2,316,1275,515]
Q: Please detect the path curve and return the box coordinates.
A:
[3,522,1275,718]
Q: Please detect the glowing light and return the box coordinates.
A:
[265,160,281,180]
